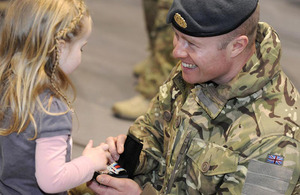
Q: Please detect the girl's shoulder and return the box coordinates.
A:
[38,90,71,115]
[35,90,73,138]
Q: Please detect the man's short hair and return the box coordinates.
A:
[218,5,260,50]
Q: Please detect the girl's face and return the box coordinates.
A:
[59,16,92,74]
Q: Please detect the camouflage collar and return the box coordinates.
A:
[216,22,282,100]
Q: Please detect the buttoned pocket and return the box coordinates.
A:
[186,138,239,194]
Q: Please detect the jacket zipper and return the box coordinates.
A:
[165,131,192,194]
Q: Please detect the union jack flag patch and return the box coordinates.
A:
[266,154,284,165]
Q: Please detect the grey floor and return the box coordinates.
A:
[71,0,300,158]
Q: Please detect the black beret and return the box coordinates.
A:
[166,0,259,37]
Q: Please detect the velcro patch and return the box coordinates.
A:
[242,160,293,195]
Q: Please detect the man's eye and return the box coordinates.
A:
[80,48,83,52]
[188,41,195,46]
[188,41,198,48]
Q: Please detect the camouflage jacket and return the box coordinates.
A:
[128,22,300,195]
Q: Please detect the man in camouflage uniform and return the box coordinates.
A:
[90,0,300,194]
[112,0,176,120]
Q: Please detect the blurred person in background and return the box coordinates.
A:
[112,0,176,120]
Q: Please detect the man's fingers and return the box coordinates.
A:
[97,174,124,189]
[106,151,114,164]
[88,180,109,195]
[97,174,114,187]
[106,136,121,161]
[88,174,142,195]
[116,134,127,154]
[89,175,123,195]
[99,143,109,151]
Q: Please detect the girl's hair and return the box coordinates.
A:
[0,0,89,137]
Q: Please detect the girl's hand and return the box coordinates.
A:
[82,140,111,171]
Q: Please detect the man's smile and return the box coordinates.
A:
[182,62,197,69]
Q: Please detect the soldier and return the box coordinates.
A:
[112,0,176,120]
[91,0,300,194]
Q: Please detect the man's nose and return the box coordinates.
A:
[172,40,188,59]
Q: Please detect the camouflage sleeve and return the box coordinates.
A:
[217,136,300,195]
[128,64,182,188]
[292,178,300,195]
[128,94,165,187]
[140,183,160,195]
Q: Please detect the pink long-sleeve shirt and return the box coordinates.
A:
[35,135,94,193]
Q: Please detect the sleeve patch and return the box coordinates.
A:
[242,160,293,195]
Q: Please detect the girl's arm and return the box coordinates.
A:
[35,135,94,193]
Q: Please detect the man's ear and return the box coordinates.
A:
[229,35,249,58]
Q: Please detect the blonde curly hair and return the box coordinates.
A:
[0,0,90,137]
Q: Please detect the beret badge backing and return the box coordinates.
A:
[174,13,187,29]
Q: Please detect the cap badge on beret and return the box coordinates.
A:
[174,13,187,29]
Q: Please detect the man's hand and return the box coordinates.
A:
[106,134,127,162]
[88,174,142,195]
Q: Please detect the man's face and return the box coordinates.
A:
[172,28,234,85]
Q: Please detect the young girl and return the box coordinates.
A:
[0,0,110,194]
